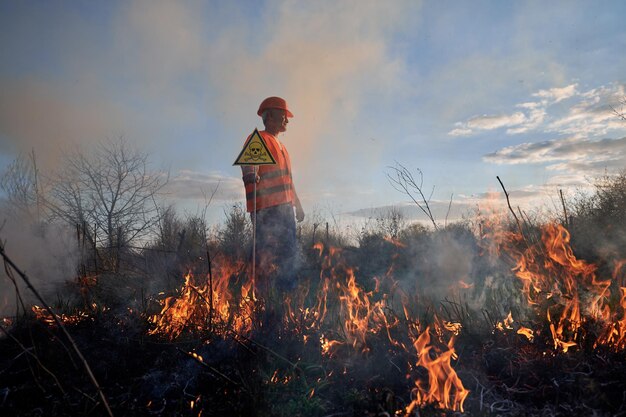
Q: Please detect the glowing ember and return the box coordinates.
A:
[31,304,95,327]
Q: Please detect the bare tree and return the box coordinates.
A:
[0,150,42,219]
[386,162,439,230]
[46,138,168,254]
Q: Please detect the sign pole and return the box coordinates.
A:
[252,165,257,291]
[233,128,277,299]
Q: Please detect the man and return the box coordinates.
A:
[241,96,304,295]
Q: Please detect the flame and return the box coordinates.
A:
[338,268,376,352]
[596,286,626,349]
[148,243,470,412]
[443,321,462,335]
[30,304,101,327]
[484,219,626,352]
[383,236,407,248]
[495,311,514,332]
[517,326,535,342]
[313,245,405,354]
[268,369,293,385]
[149,255,251,339]
[405,326,469,413]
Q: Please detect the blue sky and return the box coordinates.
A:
[1,0,626,226]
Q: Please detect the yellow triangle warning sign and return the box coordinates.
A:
[233,128,277,165]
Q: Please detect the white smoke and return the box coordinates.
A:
[0,206,78,317]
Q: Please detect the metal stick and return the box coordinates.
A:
[252,165,258,290]
[206,248,213,332]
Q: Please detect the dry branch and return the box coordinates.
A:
[0,241,114,417]
[496,176,523,236]
[386,162,439,230]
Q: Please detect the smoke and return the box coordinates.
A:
[0,206,78,317]
[0,0,420,211]
[203,1,417,196]
[0,79,132,172]
[421,231,475,297]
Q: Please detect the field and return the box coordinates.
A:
[2,174,626,417]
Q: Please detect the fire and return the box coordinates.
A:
[30,304,101,327]
[285,242,470,412]
[485,220,626,352]
[495,311,514,332]
[517,326,535,342]
[149,256,251,339]
[320,334,343,357]
[383,236,407,248]
[149,243,471,413]
[596,286,626,349]
[303,243,405,354]
[404,325,469,414]
[338,268,380,352]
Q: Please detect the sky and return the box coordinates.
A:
[1,0,626,228]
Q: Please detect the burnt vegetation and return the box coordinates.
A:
[3,142,626,416]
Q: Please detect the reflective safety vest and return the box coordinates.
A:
[241,131,295,212]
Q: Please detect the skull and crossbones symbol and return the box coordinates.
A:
[248,142,263,161]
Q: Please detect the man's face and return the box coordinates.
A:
[267,108,289,133]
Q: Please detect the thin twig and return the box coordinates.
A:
[445,193,453,228]
[231,331,300,370]
[496,176,523,236]
[0,322,66,396]
[1,239,28,319]
[559,189,569,227]
[0,242,114,417]
[386,162,439,230]
[176,347,244,390]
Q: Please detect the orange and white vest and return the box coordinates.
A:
[241,131,295,212]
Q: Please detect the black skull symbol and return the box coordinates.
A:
[249,143,262,160]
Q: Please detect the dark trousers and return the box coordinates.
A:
[252,204,298,297]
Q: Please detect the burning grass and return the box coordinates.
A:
[3,213,626,416]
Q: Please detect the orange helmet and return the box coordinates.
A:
[257,96,294,118]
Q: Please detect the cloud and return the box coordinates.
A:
[449,112,526,136]
[448,126,474,137]
[469,112,527,130]
[164,170,243,202]
[449,83,626,138]
[449,110,529,137]
[532,84,578,103]
[545,84,626,138]
[506,103,546,134]
[484,136,626,175]
[112,1,208,106]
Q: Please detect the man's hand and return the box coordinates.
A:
[295,204,305,223]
